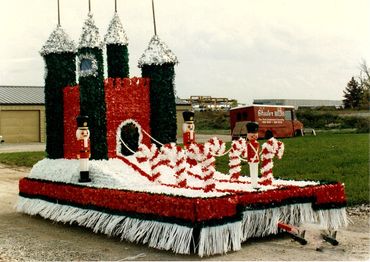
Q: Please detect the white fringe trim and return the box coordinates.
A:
[198,222,242,257]
[17,197,348,256]
[17,197,193,255]
[241,203,348,241]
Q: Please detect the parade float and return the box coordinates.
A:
[17,1,347,257]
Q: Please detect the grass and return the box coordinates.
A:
[0,151,45,167]
[0,133,368,205]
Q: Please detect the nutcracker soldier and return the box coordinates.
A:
[246,122,260,188]
[182,111,196,148]
[76,115,91,183]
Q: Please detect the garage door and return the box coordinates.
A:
[1,110,40,143]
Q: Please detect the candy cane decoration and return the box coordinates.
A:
[260,137,285,185]
[186,142,204,168]
[150,144,170,180]
[160,143,188,187]
[201,137,227,191]
[135,144,151,163]
[175,146,187,187]
[228,138,247,180]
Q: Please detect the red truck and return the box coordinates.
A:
[230,105,304,139]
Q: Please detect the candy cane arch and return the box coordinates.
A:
[260,137,285,185]
[228,138,247,180]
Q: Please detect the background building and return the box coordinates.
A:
[0,86,45,143]
[253,99,343,109]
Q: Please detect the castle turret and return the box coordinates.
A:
[77,12,108,159]
[40,25,76,159]
[104,12,129,78]
[138,35,178,146]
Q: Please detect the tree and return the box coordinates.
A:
[343,77,362,109]
[358,60,370,109]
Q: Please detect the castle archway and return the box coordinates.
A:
[116,119,143,156]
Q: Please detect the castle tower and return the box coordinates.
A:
[40,25,76,159]
[104,12,129,78]
[77,11,108,159]
[138,35,178,146]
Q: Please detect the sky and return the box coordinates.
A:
[0,0,369,104]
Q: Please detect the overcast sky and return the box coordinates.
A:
[0,0,369,104]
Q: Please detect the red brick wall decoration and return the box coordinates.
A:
[104,77,151,158]
[63,85,81,159]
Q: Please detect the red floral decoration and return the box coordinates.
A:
[19,176,346,226]
[63,85,81,159]
[105,77,151,158]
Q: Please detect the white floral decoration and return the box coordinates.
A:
[40,25,76,56]
[104,13,128,45]
[116,119,143,157]
[77,53,98,77]
[138,35,178,68]
[78,12,103,49]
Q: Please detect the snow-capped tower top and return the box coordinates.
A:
[104,13,128,45]
[40,25,76,56]
[78,12,103,49]
[138,35,178,68]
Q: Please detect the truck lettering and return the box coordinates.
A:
[258,109,274,117]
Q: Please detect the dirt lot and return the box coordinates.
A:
[0,164,369,261]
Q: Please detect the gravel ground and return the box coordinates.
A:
[0,164,369,261]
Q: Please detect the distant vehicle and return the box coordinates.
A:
[230,105,304,139]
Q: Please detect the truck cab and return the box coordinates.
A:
[230,105,303,139]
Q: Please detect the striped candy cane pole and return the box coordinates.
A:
[150,144,170,180]
[160,143,188,187]
[229,138,247,180]
[260,137,284,185]
[135,144,151,163]
[175,146,187,187]
[186,143,203,168]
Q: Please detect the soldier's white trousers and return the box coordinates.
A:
[249,162,259,187]
[80,158,89,172]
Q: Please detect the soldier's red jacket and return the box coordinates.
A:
[183,132,195,148]
[77,139,90,159]
[247,140,260,163]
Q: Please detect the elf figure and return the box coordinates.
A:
[246,122,260,188]
[76,115,91,183]
[182,111,195,148]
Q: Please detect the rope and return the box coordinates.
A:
[211,147,232,157]
[238,155,249,162]
[141,129,164,147]
[119,137,136,154]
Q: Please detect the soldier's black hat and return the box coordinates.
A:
[246,122,259,133]
[76,115,89,129]
[183,111,195,122]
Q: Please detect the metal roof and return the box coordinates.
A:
[0,86,44,105]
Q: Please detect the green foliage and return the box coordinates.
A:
[78,47,108,160]
[216,133,369,206]
[141,63,177,146]
[106,44,129,78]
[43,52,76,159]
[296,109,369,133]
[0,152,45,167]
[343,77,365,109]
[194,111,230,130]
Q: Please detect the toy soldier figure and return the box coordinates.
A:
[182,111,195,148]
[76,115,91,183]
[246,122,260,188]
